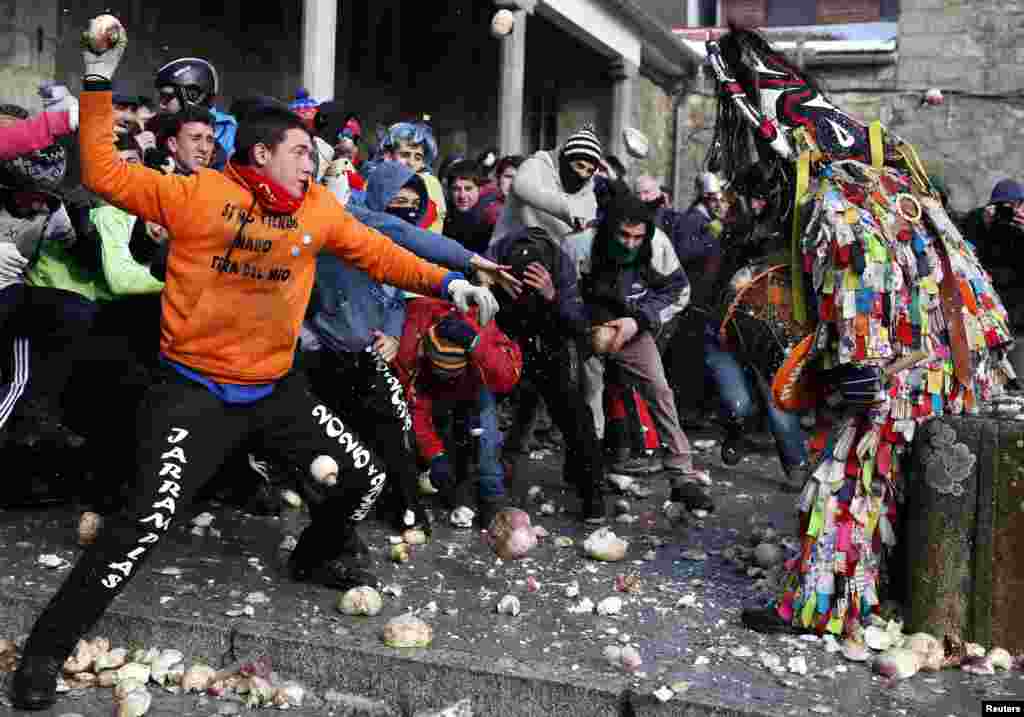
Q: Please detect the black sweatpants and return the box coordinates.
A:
[521,335,603,499]
[304,347,418,523]
[22,365,387,661]
[0,284,99,429]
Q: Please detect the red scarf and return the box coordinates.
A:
[226,161,304,215]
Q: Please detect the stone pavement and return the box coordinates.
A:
[0,430,1021,717]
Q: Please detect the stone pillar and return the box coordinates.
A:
[302,0,337,101]
[668,82,689,210]
[686,0,700,26]
[496,0,535,156]
[608,58,638,167]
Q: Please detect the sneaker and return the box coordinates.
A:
[290,558,380,592]
[721,430,744,466]
[10,653,63,710]
[669,480,715,513]
[782,463,811,494]
[417,470,439,495]
[740,607,802,635]
[610,455,654,476]
[645,451,664,474]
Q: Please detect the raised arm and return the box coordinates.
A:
[78,15,194,228]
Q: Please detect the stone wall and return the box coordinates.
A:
[0,0,58,112]
[627,75,675,187]
[672,0,1024,213]
[894,0,1024,211]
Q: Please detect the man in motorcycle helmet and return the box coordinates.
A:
[154,57,236,170]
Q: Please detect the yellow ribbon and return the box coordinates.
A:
[791,150,811,326]
[869,120,884,169]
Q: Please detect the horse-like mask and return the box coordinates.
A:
[708,29,871,163]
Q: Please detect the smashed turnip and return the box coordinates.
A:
[382,614,433,648]
[337,586,383,616]
[583,527,628,562]
[873,648,920,680]
[486,509,538,560]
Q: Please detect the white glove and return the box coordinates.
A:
[81,15,127,81]
[38,82,79,131]
[447,279,499,326]
[0,245,30,284]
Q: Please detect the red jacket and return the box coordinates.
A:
[395,297,522,461]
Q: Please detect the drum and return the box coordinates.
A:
[718,263,812,387]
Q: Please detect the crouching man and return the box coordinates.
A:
[563,192,715,514]
[394,299,522,529]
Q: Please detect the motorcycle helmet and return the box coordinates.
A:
[155,57,219,109]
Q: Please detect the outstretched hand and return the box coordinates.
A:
[469,254,522,297]
[81,15,127,81]
[447,279,499,326]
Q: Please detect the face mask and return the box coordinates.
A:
[387,206,420,225]
[607,237,641,265]
[559,156,586,194]
[643,198,663,212]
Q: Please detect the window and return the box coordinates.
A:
[722,0,891,26]
[527,91,558,153]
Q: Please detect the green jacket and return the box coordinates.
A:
[27,205,163,300]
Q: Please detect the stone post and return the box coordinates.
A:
[608,58,639,167]
[302,0,337,101]
[496,0,535,156]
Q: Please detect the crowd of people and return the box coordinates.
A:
[1,15,1021,711]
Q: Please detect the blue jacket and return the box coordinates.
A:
[657,203,722,309]
[210,108,237,169]
[311,161,474,354]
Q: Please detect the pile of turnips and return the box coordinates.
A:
[0,636,308,715]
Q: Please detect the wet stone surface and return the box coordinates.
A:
[0,429,1020,716]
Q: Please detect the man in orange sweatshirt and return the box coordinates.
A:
[11,17,503,710]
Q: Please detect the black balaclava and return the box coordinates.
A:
[386,205,420,225]
[559,153,587,195]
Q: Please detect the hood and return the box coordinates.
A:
[209,107,237,130]
[363,160,428,222]
[591,191,655,270]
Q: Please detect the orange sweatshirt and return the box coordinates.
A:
[80,92,449,384]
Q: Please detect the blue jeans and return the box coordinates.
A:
[452,387,504,500]
[704,335,807,471]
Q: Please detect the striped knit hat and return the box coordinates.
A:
[562,124,603,166]
[423,324,469,378]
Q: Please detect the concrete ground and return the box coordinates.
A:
[0,429,1020,717]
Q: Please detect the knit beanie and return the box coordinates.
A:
[289,88,320,130]
[561,124,603,166]
[423,324,469,377]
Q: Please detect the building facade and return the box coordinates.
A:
[1,0,696,196]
